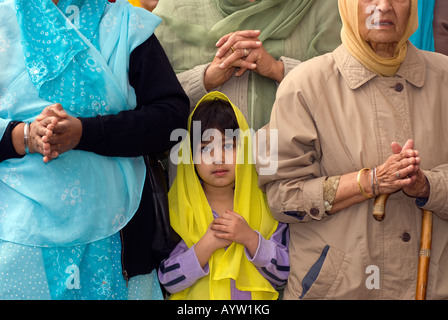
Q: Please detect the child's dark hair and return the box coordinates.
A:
[190,98,239,147]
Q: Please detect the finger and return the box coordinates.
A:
[216,37,262,58]
[220,56,257,70]
[217,41,261,59]
[391,141,402,154]
[402,148,419,159]
[47,103,68,119]
[33,122,52,138]
[215,30,261,48]
[36,104,61,120]
[210,223,228,233]
[235,67,248,77]
[212,218,226,226]
[396,163,420,180]
[235,50,260,76]
[36,103,67,121]
[220,40,262,53]
[43,134,64,146]
[213,231,232,241]
[401,139,414,152]
[51,122,67,135]
[399,156,419,168]
[224,210,240,218]
[39,116,58,128]
[43,152,59,164]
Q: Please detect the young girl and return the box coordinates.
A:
[158,92,289,300]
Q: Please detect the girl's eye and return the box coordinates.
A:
[223,143,234,150]
[201,145,212,153]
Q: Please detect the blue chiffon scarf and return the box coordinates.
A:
[0,0,162,246]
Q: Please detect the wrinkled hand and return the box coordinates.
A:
[25,103,64,156]
[375,139,423,195]
[34,103,82,163]
[390,140,430,198]
[215,30,284,82]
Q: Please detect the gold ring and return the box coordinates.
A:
[230,46,235,53]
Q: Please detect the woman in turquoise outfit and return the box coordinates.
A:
[0,0,188,299]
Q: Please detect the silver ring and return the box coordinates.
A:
[396,171,400,178]
[243,48,249,56]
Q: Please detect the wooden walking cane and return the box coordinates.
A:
[373,194,433,300]
[415,209,432,300]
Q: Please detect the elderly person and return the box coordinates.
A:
[257,0,448,299]
[0,0,188,299]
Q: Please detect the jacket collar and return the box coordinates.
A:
[333,43,426,89]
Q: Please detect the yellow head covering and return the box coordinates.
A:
[338,0,418,77]
[168,92,279,300]
[127,0,141,7]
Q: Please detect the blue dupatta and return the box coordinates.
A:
[0,0,162,247]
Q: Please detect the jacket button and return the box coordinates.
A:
[394,83,404,92]
[310,208,320,216]
[401,232,411,242]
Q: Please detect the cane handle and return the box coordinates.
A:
[372,194,390,222]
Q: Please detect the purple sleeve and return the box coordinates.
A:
[245,222,290,288]
[158,240,209,294]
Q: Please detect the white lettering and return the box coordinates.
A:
[365,265,380,290]
[65,5,80,29]
[65,264,81,289]
[365,5,381,30]
[169,126,279,175]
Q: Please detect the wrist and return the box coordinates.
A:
[23,122,30,154]
[243,230,259,258]
[204,64,222,91]
[267,59,285,83]
[418,176,430,198]
[12,122,26,156]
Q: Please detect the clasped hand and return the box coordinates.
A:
[204,30,284,91]
[29,103,82,163]
[376,139,429,198]
[208,210,259,257]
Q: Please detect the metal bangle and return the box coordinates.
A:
[24,122,30,154]
[357,168,373,199]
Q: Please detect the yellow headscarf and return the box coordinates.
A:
[168,92,279,300]
[338,0,418,77]
[127,0,140,7]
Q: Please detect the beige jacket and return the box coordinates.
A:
[257,43,448,299]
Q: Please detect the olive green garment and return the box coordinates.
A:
[154,0,342,130]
